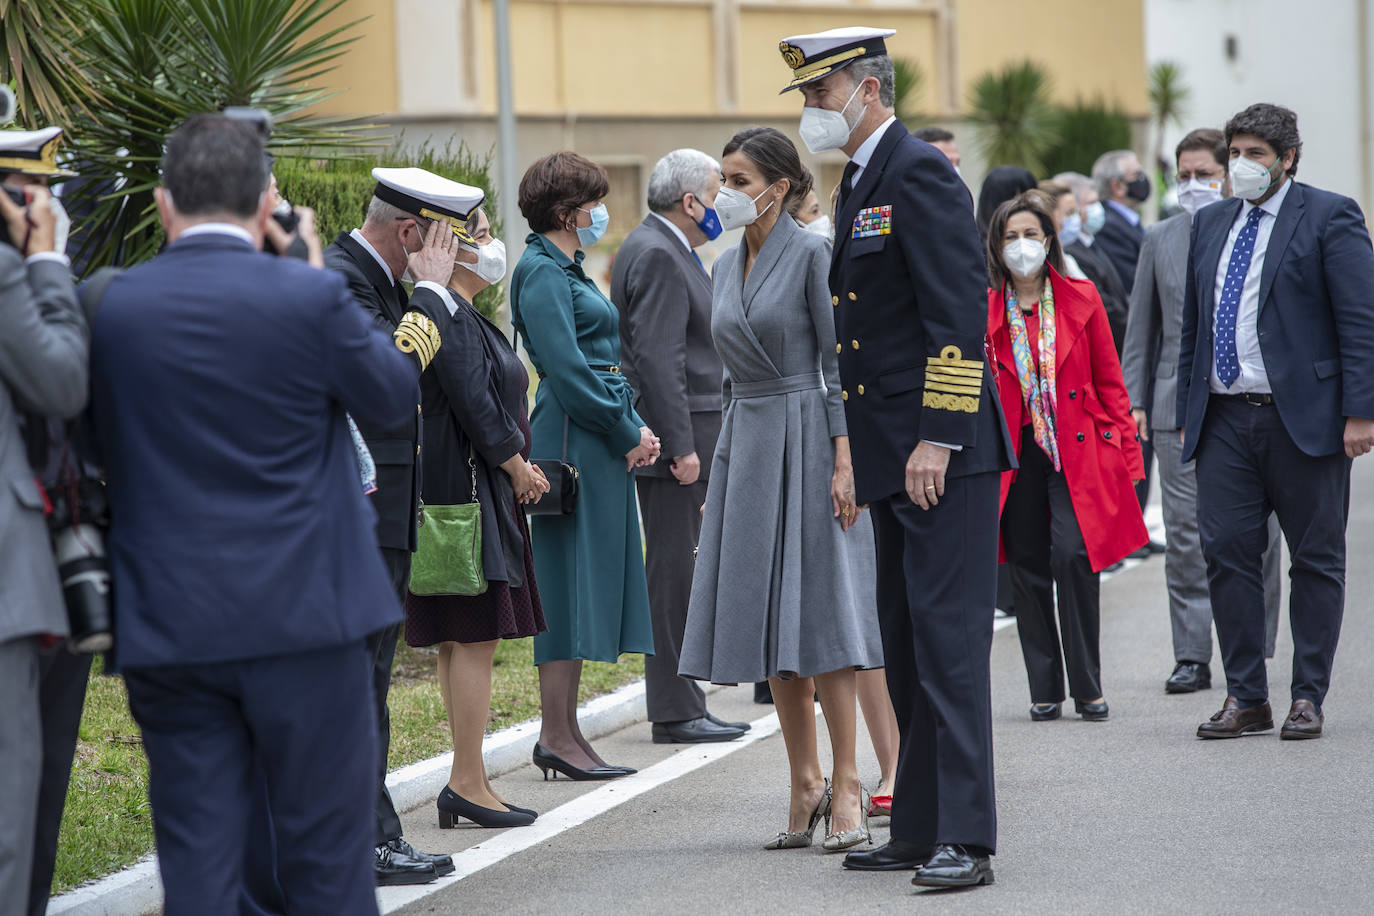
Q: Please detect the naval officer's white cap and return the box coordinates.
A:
[371,166,486,244]
[777,27,897,93]
[0,125,76,177]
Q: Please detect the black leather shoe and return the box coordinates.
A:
[652,716,745,744]
[1166,661,1211,694]
[437,787,536,829]
[705,711,751,732]
[374,842,436,886]
[1029,702,1061,721]
[385,837,454,877]
[754,681,774,704]
[842,840,933,871]
[1197,696,1273,738]
[911,844,994,887]
[532,742,627,781]
[1074,699,1109,721]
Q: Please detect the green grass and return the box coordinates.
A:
[53,641,645,894]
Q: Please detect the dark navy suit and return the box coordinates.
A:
[1177,181,1374,708]
[89,230,414,913]
[831,119,1013,854]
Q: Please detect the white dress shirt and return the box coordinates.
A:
[1208,178,1293,394]
[181,223,256,246]
[350,228,395,286]
[650,212,692,252]
[846,115,898,189]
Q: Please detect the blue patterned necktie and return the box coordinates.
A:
[1214,207,1265,388]
[691,249,706,274]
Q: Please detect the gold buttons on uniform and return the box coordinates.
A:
[857,384,866,396]
[836,343,842,354]
[851,339,860,350]
[842,389,849,401]
[416,445,422,455]
[831,295,839,306]
[848,292,857,301]
[417,405,422,416]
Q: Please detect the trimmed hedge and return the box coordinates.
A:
[1041,99,1134,179]
[274,141,504,320]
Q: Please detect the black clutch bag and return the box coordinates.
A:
[527,416,578,516]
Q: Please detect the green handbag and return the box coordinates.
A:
[409,451,487,596]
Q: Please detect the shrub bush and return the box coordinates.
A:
[1041,99,1133,178]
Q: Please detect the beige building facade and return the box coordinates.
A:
[312,0,1147,265]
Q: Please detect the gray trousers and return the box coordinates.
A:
[0,636,40,903]
[637,476,708,724]
[1156,427,1281,663]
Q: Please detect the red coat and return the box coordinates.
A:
[989,270,1148,572]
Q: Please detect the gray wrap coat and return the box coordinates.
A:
[679,215,883,683]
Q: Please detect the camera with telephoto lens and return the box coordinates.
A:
[221,106,308,259]
[48,477,113,653]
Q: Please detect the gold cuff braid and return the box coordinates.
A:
[394,312,442,371]
[924,346,982,412]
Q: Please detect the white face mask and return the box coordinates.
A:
[1228,155,1281,201]
[714,183,777,231]
[800,214,833,241]
[1003,237,1048,279]
[798,79,865,154]
[1177,177,1224,216]
[460,237,506,284]
[49,195,70,256]
[1059,212,1082,247]
[1083,200,1106,237]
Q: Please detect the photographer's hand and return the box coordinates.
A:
[0,187,28,251]
[22,186,56,256]
[408,218,458,284]
[295,207,324,268]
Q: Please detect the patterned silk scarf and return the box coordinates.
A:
[1005,281,1062,471]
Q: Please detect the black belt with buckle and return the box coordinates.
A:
[1217,392,1275,406]
[538,364,620,380]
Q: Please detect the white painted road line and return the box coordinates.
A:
[376,711,783,913]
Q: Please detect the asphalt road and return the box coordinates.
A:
[383,457,1374,915]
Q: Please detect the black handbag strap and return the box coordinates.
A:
[511,267,575,468]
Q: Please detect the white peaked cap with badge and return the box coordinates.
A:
[0,125,77,177]
[777,26,896,93]
[371,166,485,245]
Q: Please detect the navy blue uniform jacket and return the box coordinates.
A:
[1177,182,1374,460]
[89,233,415,669]
[830,120,1013,505]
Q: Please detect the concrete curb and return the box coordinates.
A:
[47,678,696,915]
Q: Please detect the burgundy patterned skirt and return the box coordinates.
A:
[404,413,547,646]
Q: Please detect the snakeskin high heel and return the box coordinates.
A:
[763,780,832,850]
[822,787,872,852]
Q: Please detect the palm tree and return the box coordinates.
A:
[892,58,925,125]
[0,0,103,126]
[967,60,1056,175]
[1149,61,1190,180]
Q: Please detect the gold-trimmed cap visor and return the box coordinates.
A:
[371,166,485,245]
[778,27,896,93]
[0,127,77,177]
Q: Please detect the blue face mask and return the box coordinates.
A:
[1060,212,1082,247]
[577,203,609,247]
[1084,201,1106,236]
[692,194,723,241]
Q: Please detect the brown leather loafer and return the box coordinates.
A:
[1197,696,1273,738]
[1280,699,1324,740]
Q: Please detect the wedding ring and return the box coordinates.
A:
[925,485,936,491]
[841,505,851,516]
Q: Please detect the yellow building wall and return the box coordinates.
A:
[306,0,399,117]
[736,7,940,116]
[955,0,1148,116]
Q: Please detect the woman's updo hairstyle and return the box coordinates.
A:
[722,127,814,214]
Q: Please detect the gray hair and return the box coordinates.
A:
[646,149,720,213]
[1091,150,1137,197]
[363,195,433,231]
[1054,171,1095,204]
[846,56,896,109]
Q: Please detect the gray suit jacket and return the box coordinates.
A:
[0,247,89,643]
[612,215,724,479]
[1121,212,1190,430]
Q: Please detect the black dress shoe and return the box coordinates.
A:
[384,837,454,877]
[532,742,627,781]
[1148,539,1166,554]
[754,681,774,704]
[437,786,537,829]
[705,711,751,732]
[374,842,436,886]
[1197,696,1273,738]
[911,844,994,887]
[1074,699,1109,721]
[1166,661,1211,694]
[1029,702,1061,721]
[842,839,933,871]
[1280,698,1324,740]
[652,716,746,744]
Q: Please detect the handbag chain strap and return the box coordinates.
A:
[468,445,479,502]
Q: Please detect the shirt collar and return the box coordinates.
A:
[1243,175,1293,220]
[851,116,899,171]
[180,223,256,246]
[350,228,395,286]
[650,212,692,252]
[1105,198,1141,227]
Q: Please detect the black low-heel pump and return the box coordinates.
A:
[532,742,626,781]
[437,786,537,829]
[1074,699,1110,721]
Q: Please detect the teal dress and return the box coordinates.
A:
[511,233,655,665]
